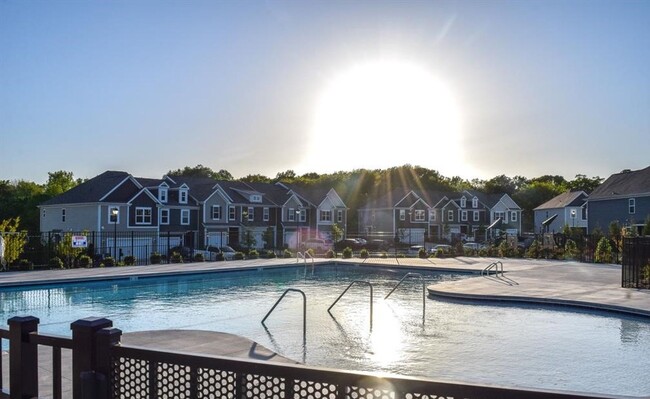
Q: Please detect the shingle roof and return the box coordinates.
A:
[534,191,587,210]
[589,166,650,200]
[40,171,131,206]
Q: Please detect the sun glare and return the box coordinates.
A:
[303,60,463,174]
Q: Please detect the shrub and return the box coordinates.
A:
[103,256,116,267]
[77,255,92,268]
[283,249,293,258]
[478,247,489,257]
[123,255,136,266]
[49,257,64,269]
[193,253,204,262]
[342,247,352,259]
[170,252,183,264]
[642,264,650,284]
[266,250,276,259]
[150,252,162,264]
[233,252,245,260]
[418,247,427,259]
[248,249,259,259]
[564,239,579,260]
[594,237,613,263]
[396,253,406,258]
[435,248,444,258]
[360,249,369,259]
[16,259,33,271]
[215,252,225,261]
[525,240,540,258]
[380,251,388,259]
[305,248,315,257]
[325,249,335,259]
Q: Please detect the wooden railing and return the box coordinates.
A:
[0,316,628,399]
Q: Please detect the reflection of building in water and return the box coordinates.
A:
[619,317,643,344]
[0,288,72,313]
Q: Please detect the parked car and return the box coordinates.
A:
[429,244,452,255]
[334,239,362,251]
[168,246,193,260]
[206,245,237,260]
[463,242,485,251]
[302,239,330,253]
[408,245,425,256]
[367,239,389,251]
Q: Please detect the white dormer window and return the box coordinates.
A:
[629,198,636,214]
[460,197,466,208]
[472,197,478,208]
[250,194,262,203]
[159,188,168,203]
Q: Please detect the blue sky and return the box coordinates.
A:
[1,0,648,183]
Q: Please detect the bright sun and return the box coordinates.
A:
[303,60,463,174]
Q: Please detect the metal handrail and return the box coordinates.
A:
[384,273,426,323]
[296,251,314,265]
[482,261,504,276]
[328,281,373,329]
[261,288,307,344]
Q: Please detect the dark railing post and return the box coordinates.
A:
[71,317,113,399]
[95,328,122,399]
[8,315,40,399]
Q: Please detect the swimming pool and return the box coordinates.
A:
[1,264,649,397]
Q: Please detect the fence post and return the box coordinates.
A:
[70,317,113,399]
[8,316,40,399]
[94,327,122,399]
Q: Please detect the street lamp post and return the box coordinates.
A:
[296,209,301,250]
[111,207,119,259]
[570,209,576,228]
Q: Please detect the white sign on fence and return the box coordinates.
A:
[71,235,88,248]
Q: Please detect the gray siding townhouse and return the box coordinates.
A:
[587,166,650,234]
[533,191,588,233]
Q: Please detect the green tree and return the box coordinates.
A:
[45,170,79,197]
[0,217,28,265]
[331,223,344,243]
[239,174,272,183]
[274,170,297,182]
[566,174,603,194]
[594,237,613,264]
[167,165,233,180]
[643,218,650,236]
[262,226,275,249]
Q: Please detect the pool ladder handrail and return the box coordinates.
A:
[328,280,373,329]
[296,251,314,265]
[482,261,504,277]
[384,272,426,323]
[261,288,307,344]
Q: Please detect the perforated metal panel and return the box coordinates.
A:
[347,386,395,399]
[243,374,286,398]
[293,379,338,398]
[158,362,192,398]
[112,357,149,398]
[198,368,237,398]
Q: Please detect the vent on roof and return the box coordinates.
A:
[621,169,631,173]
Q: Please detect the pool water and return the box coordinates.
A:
[1,264,649,397]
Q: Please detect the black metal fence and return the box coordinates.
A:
[15,230,193,269]
[0,316,619,399]
[622,237,650,289]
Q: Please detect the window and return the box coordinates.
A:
[247,207,254,221]
[288,208,295,222]
[461,211,468,222]
[159,188,168,203]
[229,206,236,221]
[299,210,306,222]
[181,209,190,225]
[61,209,66,222]
[160,209,169,225]
[337,210,343,223]
[511,211,518,222]
[472,197,478,208]
[263,207,269,222]
[135,207,152,224]
[415,209,425,221]
[473,211,479,222]
[448,210,454,221]
[212,205,221,220]
[629,198,636,214]
[320,210,331,222]
[494,211,506,223]
[460,197,466,208]
[250,194,262,203]
[399,210,406,221]
[179,189,188,204]
[430,211,436,222]
[108,206,119,224]
[581,206,587,220]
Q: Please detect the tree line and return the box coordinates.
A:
[1,164,603,234]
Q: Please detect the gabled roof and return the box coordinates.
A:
[359,189,413,210]
[41,171,131,206]
[589,166,650,200]
[534,191,587,210]
[278,183,331,208]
